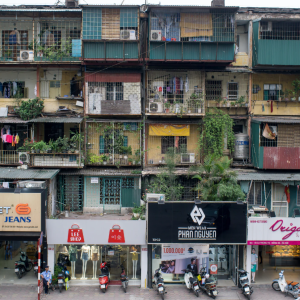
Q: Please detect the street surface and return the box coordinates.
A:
[0,285,294,300]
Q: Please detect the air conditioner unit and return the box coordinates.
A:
[20,50,34,61]
[260,21,272,31]
[17,180,46,188]
[151,30,162,41]
[146,193,165,203]
[181,153,195,164]
[149,102,163,113]
[18,152,30,164]
[120,30,136,40]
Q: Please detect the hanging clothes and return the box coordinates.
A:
[0,82,3,97]
[185,75,189,93]
[15,134,19,144]
[2,182,9,188]
[5,135,12,144]
[175,136,179,148]
[12,82,17,96]
[11,135,15,147]
[9,30,20,45]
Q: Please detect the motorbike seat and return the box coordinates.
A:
[206,278,214,284]
[238,269,246,273]
[99,274,107,278]
[189,277,197,284]
[157,278,164,284]
[287,281,299,286]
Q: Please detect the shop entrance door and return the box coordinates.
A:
[103,178,121,214]
[229,245,238,285]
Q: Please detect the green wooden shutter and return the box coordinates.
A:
[123,136,128,147]
[263,90,269,101]
[276,90,279,100]
[99,136,105,154]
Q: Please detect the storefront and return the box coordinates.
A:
[0,188,46,283]
[147,201,247,286]
[247,217,300,284]
[46,219,147,286]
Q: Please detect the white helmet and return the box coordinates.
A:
[205,274,210,279]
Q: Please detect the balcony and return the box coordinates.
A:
[148,9,235,62]
[251,118,300,169]
[30,152,82,168]
[253,20,300,67]
[146,124,200,166]
[0,19,81,63]
[86,75,141,115]
[146,70,205,116]
[82,7,140,61]
[86,121,142,167]
[0,150,21,165]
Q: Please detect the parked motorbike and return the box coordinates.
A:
[183,268,200,297]
[15,250,33,279]
[99,262,110,293]
[57,260,70,293]
[197,267,218,299]
[272,270,300,299]
[237,269,253,299]
[153,266,166,300]
[33,259,38,278]
[120,264,129,293]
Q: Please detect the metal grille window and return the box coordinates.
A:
[297,187,300,206]
[260,123,278,147]
[50,81,61,88]
[248,182,262,205]
[161,136,187,154]
[179,177,198,201]
[150,11,234,42]
[106,83,124,101]
[260,21,300,40]
[227,82,238,100]
[2,30,28,59]
[272,183,288,217]
[263,84,282,101]
[205,80,222,100]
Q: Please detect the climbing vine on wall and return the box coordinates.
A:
[199,108,235,158]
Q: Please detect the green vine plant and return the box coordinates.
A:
[199,108,235,158]
[190,154,245,201]
[14,97,44,121]
[146,147,184,201]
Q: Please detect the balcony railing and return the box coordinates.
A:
[0,150,21,165]
[87,154,141,166]
[147,152,199,165]
[29,153,82,168]
[147,101,205,115]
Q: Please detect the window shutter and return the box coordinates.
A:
[99,136,105,154]
[263,90,268,101]
[123,136,128,147]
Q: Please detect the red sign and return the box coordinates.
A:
[108,224,125,243]
[67,224,84,243]
[210,264,218,275]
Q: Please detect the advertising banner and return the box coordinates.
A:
[158,244,209,275]
[46,219,146,245]
[0,193,41,232]
[148,202,247,244]
[248,217,300,245]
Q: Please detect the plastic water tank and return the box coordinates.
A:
[234,133,249,160]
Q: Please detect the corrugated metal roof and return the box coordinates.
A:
[29,117,83,123]
[0,9,81,12]
[0,168,59,179]
[252,117,300,124]
[237,170,300,181]
[59,168,141,176]
[0,117,27,124]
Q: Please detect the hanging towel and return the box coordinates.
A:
[15,134,19,144]
[2,182,9,188]
[6,135,12,143]
[262,104,265,112]
[185,75,189,93]
[11,135,15,147]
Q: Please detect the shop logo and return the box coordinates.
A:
[67,224,85,243]
[108,224,125,243]
[15,203,31,215]
[270,219,300,240]
[188,247,194,253]
[190,205,205,226]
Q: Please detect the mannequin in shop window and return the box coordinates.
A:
[57,245,68,264]
[81,245,90,279]
[130,246,140,279]
[69,245,77,280]
[91,245,100,279]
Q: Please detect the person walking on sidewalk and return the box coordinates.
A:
[41,266,52,294]
[251,248,258,283]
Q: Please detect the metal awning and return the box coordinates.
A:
[59,168,142,176]
[0,117,28,124]
[237,170,300,182]
[29,117,83,123]
[252,117,300,124]
[0,168,59,180]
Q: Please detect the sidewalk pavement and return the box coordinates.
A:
[0,284,291,300]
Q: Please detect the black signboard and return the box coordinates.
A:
[147,202,247,244]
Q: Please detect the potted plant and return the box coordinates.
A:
[237,96,245,107]
[133,206,141,218]
[70,131,83,153]
[216,96,222,107]
[284,89,290,101]
[33,141,47,153]
[279,90,284,101]
[292,79,300,101]
[101,154,108,165]
[190,92,204,113]
[128,158,133,166]
[222,98,227,107]
[164,101,171,113]
[290,90,296,101]
[89,154,102,164]
[123,146,132,160]
[230,101,236,107]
